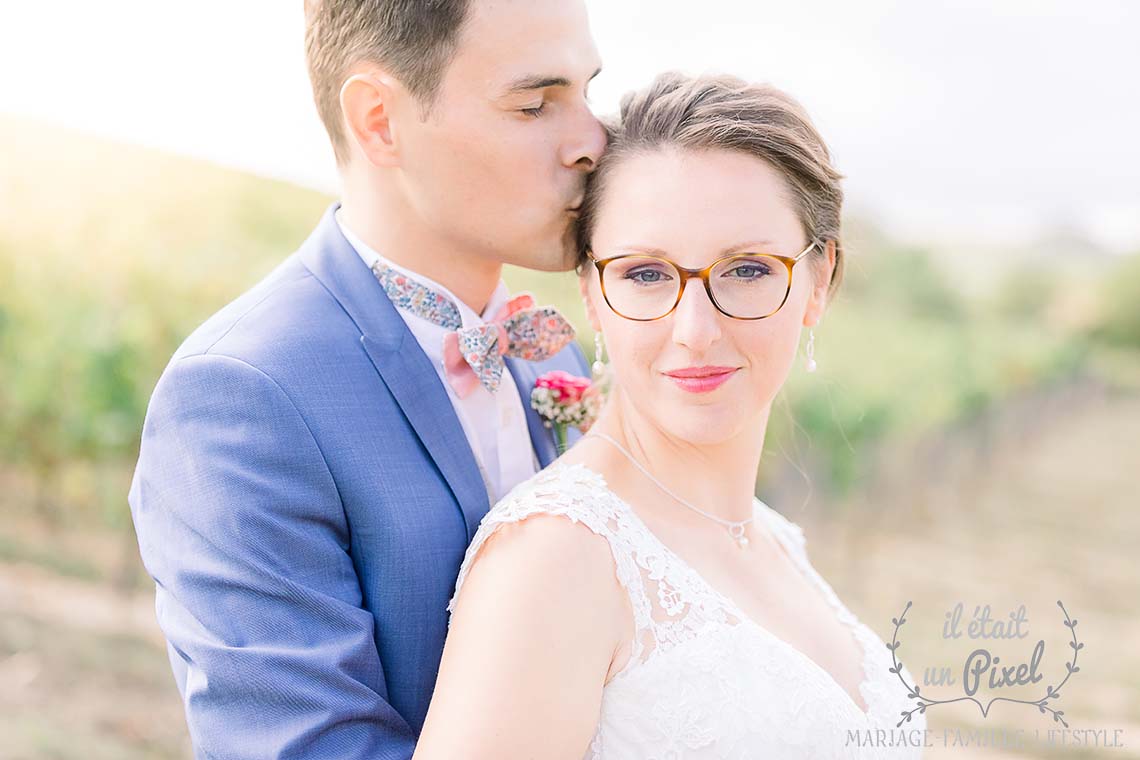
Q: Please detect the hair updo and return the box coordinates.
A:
[576,72,845,299]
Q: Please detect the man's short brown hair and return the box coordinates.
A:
[304,0,472,165]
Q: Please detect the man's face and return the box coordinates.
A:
[392,0,605,272]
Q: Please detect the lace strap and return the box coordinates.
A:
[756,499,807,554]
[447,463,655,668]
[756,500,859,626]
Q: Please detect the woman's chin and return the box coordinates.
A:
[618,384,758,445]
[657,407,750,447]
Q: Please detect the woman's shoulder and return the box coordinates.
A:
[488,459,622,532]
[447,461,629,618]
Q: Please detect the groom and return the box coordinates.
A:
[128,1,605,757]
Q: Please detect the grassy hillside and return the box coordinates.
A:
[0,114,1135,531]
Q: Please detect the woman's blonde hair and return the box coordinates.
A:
[577,72,845,298]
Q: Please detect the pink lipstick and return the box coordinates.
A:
[662,366,738,394]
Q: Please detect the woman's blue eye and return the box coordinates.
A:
[624,268,672,284]
[726,263,772,279]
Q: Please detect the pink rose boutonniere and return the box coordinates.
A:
[530,370,604,453]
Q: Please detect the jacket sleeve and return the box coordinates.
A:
[129,352,415,759]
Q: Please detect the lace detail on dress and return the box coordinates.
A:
[447,461,926,759]
[447,460,656,675]
[452,461,772,674]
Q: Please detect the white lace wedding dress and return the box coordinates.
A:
[448,460,926,759]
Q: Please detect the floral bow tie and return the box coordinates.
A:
[371,260,576,398]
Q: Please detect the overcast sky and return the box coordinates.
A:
[3,0,1138,252]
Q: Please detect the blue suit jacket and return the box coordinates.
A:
[129,203,588,759]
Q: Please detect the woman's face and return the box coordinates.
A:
[580,147,832,446]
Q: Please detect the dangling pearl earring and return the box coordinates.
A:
[805,328,818,373]
[592,331,607,380]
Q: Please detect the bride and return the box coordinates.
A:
[412,72,925,759]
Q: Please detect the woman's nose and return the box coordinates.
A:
[670,278,722,352]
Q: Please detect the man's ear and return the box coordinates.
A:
[578,272,602,332]
[803,240,837,328]
[340,71,401,168]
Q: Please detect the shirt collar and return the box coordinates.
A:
[335,206,511,327]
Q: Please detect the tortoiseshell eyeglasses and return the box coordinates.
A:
[586,241,819,321]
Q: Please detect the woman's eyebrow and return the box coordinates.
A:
[722,240,779,254]
[612,241,781,257]
[613,244,670,256]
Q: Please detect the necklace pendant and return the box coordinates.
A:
[736,535,750,549]
[729,524,749,549]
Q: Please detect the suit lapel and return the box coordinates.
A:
[300,204,490,540]
[504,356,558,468]
[505,351,589,468]
[361,335,490,538]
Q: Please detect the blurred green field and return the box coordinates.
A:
[4,115,1138,532]
[1,115,1138,758]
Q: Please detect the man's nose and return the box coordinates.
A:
[564,107,607,172]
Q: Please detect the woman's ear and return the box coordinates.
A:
[578,270,602,332]
[340,70,402,168]
[803,240,837,328]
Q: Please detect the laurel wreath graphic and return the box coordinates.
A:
[888,600,1081,728]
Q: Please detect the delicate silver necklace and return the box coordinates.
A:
[588,432,756,549]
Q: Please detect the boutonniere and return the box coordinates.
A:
[530,370,604,453]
